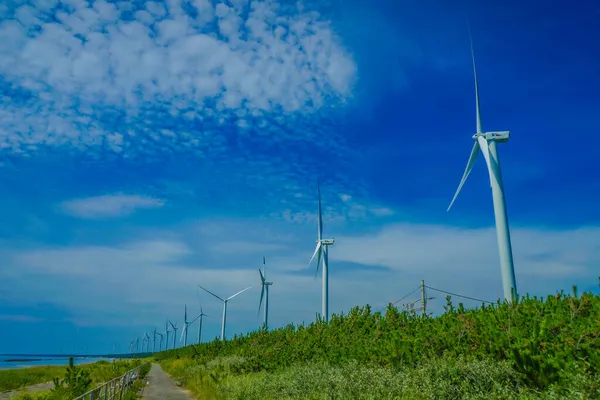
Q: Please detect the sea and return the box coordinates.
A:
[0,355,115,370]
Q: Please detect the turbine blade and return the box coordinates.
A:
[263,256,267,278]
[308,242,321,266]
[314,244,323,279]
[197,285,224,302]
[317,181,323,241]
[258,286,265,317]
[447,140,480,211]
[227,285,253,301]
[477,135,495,185]
[468,24,483,134]
[259,268,265,283]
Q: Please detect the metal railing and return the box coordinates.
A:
[74,363,149,400]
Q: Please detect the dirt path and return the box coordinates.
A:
[141,363,192,400]
[0,381,54,399]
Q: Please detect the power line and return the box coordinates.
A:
[391,285,421,306]
[424,285,494,304]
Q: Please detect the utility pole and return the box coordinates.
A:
[421,280,427,316]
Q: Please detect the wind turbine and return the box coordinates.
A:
[164,319,170,350]
[145,332,151,352]
[169,321,178,349]
[446,28,518,302]
[258,256,273,330]
[308,182,335,323]
[198,284,252,341]
[180,305,189,347]
[152,328,157,353]
[156,331,164,352]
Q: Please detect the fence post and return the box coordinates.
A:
[119,374,125,400]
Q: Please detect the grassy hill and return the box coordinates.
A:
[155,281,600,399]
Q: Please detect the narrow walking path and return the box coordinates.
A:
[141,363,192,400]
[0,381,54,400]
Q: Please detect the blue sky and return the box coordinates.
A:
[1,0,599,355]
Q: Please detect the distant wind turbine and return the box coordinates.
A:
[164,319,170,350]
[152,328,157,353]
[182,303,208,346]
[198,284,252,341]
[446,27,518,302]
[180,305,189,347]
[258,257,273,330]
[308,181,335,322]
[145,332,150,352]
[169,320,178,349]
[156,331,164,352]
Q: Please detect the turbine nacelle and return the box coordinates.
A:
[320,239,335,246]
[473,131,510,142]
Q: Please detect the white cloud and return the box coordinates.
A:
[0,0,357,151]
[1,217,598,335]
[60,193,165,218]
[0,314,44,323]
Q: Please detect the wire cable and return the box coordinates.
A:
[391,285,422,306]
[424,285,494,304]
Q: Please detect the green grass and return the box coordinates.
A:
[1,359,147,396]
[0,365,67,392]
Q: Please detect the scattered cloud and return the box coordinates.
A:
[0,0,357,154]
[0,314,44,323]
[59,193,165,219]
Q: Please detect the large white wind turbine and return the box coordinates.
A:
[198,284,252,341]
[308,182,335,323]
[258,257,273,330]
[447,29,518,302]
[169,321,178,349]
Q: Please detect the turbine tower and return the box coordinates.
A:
[144,332,150,352]
[152,328,157,353]
[198,284,252,341]
[156,331,164,352]
[447,28,517,302]
[181,305,189,347]
[258,256,273,330]
[169,321,178,349]
[196,307,207,344]
[308,182,335,322]
[187,304,208,345]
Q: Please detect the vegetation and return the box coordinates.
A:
[156,282,600,399]
[5,358,148,399]
[0,365,67,392]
